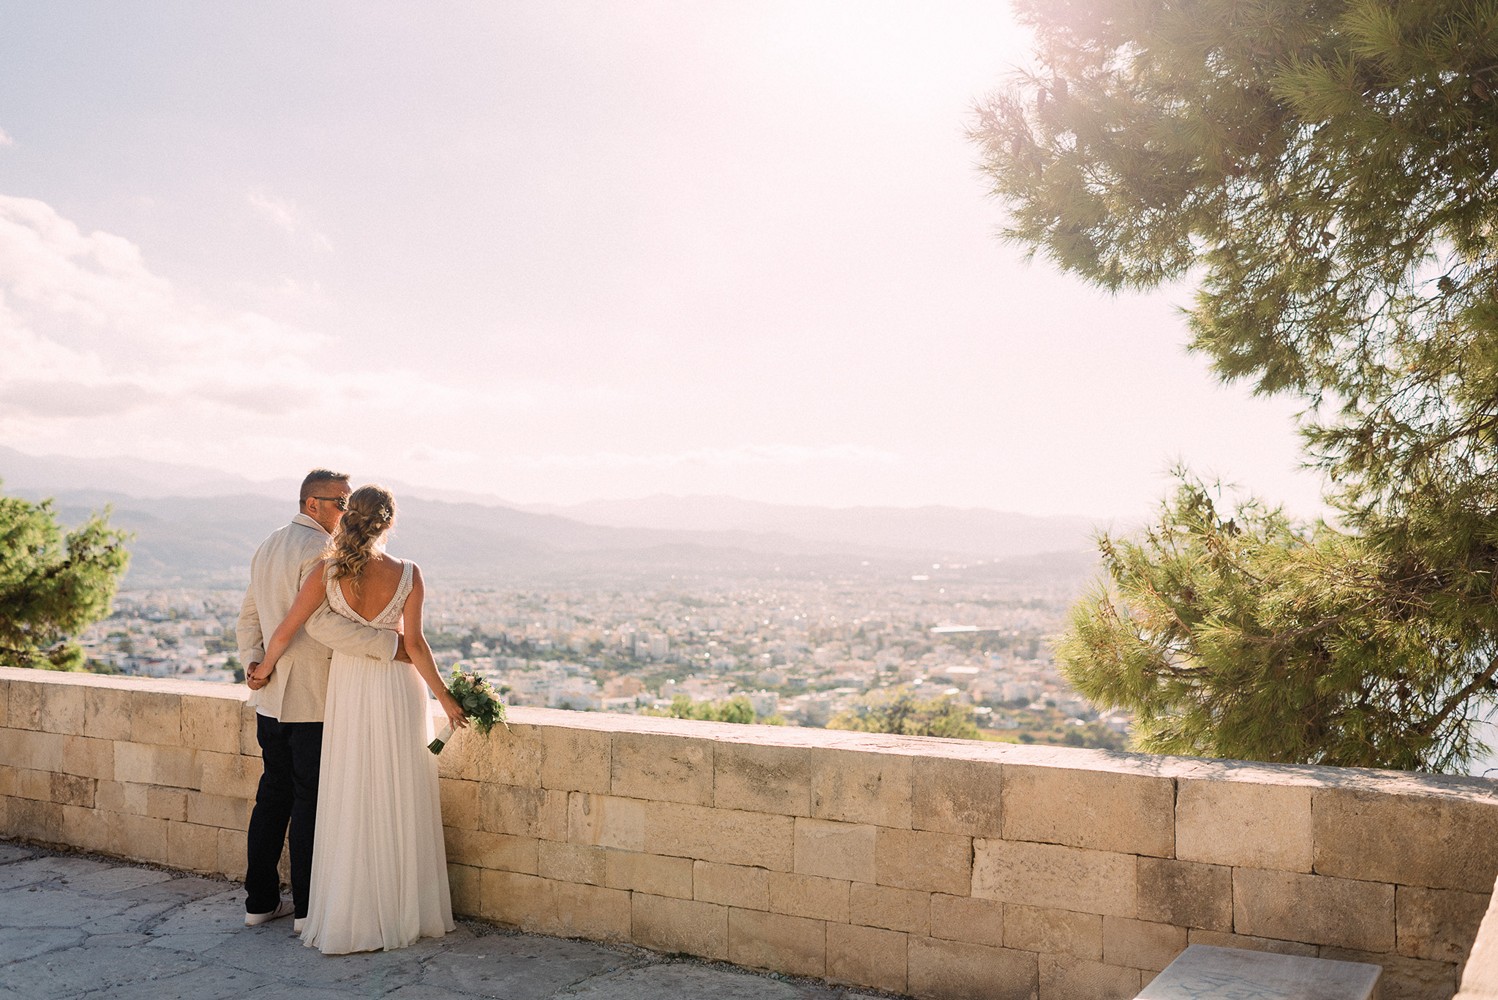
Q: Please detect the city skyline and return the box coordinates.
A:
[0,2,1323,520]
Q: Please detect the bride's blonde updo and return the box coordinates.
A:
[325,485,396,590]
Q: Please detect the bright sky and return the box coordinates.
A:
[0,1,1324,519]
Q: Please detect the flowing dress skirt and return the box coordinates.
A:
[301,651,454,954]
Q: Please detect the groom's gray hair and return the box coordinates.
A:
[299,468,351,504]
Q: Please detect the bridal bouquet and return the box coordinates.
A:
[429,668,507,754]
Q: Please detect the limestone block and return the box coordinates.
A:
[83,686,133,741]
[14,768,49,800]
[827,922,907,994]
[438,778,479,832]
[603,849,694,899]
[1103,915,1187,972]
[8,680,41,730]
[907,935,1039,1000]
[1003,763,1173,858]
[695,860,769,910]
[478,722,543,787]
[239,705,260,758]
[432,726,480,781]
[93,780,129,814]
[1233,867,1395,952]
[114,744,199,790]
[850,882,931,935]
[632,892,729,961]
[478,783,566,840]
[1315,786,1498,892]
[129,690,182,746]
[567,792,646,851]
[1176,777,1313,872]
[5,796,62,842]
[48,772,94,808]
[198,751,261,800]
[117,812,170,864]
[145,787,189,821]
[538,840,607,885]
[443,827,539,874]
[1003,903,1103,960]
[541,725,611,794]
[179,695,241,754]
[39,683,85,735]
[1137,856,1233,931]
[1397,885,1490,964]
[611,732,714,807]
[186,792,249,830]
[875,827,971,895]
[1186,928,1318,957]
[0,766,13,797]
[167,820,219,873]
[1038,954,1141,1000]
[217,827,247,881]
[553,881,631,942]
[793,817,876,883]
[59,735,114,781]
[973,838,1138,918]
[1321,946,1460,1000]
[714,742,813,816]
[0,728,63,772]
[643,801,794,871]
[931,894,1004,948]
[480,869,556,931]
[912,755,1001,837]
[729,907,825,978]
[810,748,912,829]
[448,862,482,917]
[0,680,7,728]
[768,871,850,922]
[61,803,110,855]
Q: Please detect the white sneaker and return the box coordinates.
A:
[294,917,305,934]
[244,900,295,927]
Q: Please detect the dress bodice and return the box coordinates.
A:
[326,559,413,631]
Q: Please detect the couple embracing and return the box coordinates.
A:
[236,469,468,954]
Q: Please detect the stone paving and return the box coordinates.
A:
[0,840,891,1000]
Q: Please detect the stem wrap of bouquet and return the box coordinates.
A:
[429,668,507,754]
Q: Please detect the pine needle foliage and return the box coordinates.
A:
[0,486,131,670]
[972,0,1498,770]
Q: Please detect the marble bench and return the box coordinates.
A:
[1137,944,1381,1000]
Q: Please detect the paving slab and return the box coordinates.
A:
[0,839,892,1000]
[1138,944,1381,1000]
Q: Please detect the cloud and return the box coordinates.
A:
[247,188,333,252]
[0,127,13,148]
[518,443,901,470]
[0,379,160,418]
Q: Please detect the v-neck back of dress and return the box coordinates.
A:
[326,560,413,629]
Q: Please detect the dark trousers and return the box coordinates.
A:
[244,715,323,917]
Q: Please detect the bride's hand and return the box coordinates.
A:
[438,691,469,730]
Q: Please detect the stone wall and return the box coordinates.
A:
[1,666,1495,1000]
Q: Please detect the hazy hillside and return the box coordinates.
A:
[3,448,1101,588]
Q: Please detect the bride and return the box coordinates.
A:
[249,484,467,954]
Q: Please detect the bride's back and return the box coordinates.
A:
[337,552,405,621]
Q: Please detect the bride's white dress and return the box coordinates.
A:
[301,559,455,954]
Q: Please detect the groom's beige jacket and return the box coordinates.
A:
[237,513,398,723]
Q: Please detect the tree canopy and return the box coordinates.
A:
[828,687,981,740]
[0,487,131,670]
[972,0,1498,770]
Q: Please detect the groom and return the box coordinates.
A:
[237,468,411,930]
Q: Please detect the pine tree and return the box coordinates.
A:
[0,487,131,670]
[971,0,1498,770]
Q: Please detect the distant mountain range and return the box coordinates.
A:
[1,446,1104,588]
